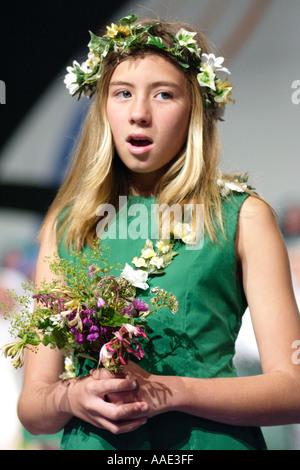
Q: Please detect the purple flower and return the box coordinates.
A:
[120,304,133,316]
[97,298,106,308]
[100,326,118,335]
[87,324,99,342]
[133,298,149,312]
[88,265,95,278]
[87,332,99,341]
[74,332,84,345]
[90,325,99,333]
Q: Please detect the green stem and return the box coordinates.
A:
[76,353,98,363]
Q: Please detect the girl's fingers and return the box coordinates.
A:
[92,377,138,394]
[100,396,149,420]
[98,416,147,434]
[86,398,148,431]
[85,371,149,427]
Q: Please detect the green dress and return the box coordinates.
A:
[59,192,267,450]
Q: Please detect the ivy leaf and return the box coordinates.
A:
[88,31,111,52]
[123,34,143,49]
[177,60,190,70]
[119,14,138,26]
[42,335,52,347]
[147,36,166,49]
[51,327,69,350]
[25,332,41,346]
[143,23,161,32]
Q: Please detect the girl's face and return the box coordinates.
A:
[106,54,191,186]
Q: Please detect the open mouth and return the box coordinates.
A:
[127,135,153,147]
[130,138,152,147]
[126,134,154,155]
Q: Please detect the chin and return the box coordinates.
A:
[131,166,162,175]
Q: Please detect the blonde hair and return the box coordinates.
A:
[41,18,239,250]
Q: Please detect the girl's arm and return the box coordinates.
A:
[17,220,149,436]
[100,196,300,426]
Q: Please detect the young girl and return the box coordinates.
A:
[17,15,300,450]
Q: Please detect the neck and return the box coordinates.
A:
[129,170,162,197]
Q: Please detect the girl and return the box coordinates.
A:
[17,15,300,450]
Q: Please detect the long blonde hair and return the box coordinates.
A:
[41,18,237,250]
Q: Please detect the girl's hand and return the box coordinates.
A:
[63,367,149,434]
[91,361,173,418]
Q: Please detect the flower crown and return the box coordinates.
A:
[64,14,234,117]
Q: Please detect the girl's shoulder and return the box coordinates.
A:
[216,173,276,244]
[217,172,273,218]
[235,193,280,264]
[238,194,277,238]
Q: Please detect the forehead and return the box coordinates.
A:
[109,53,188,85]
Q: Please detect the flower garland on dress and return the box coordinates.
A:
[64,14,234,117]
[217,172,254,197]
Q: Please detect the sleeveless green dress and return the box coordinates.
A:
[59,192,267,450]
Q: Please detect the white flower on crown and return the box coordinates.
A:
[214,83,233,104]
[86,50,100,69]
[64,61,81,95]
[80,61,92,73]
[197,53,230,92]
[64,59,95,96]
[201,53,230,74]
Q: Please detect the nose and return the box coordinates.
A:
[129,96,151,126]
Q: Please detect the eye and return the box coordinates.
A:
[116,90,132,100]
[156,91,172,101]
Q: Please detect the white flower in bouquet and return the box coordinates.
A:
[121,263,149,290]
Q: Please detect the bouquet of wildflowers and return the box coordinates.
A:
[1,241,178,376]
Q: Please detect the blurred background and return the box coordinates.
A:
[1,0,300,450]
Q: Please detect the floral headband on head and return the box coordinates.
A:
[64,14,234,119]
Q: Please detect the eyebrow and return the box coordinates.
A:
[109,80,182,89]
